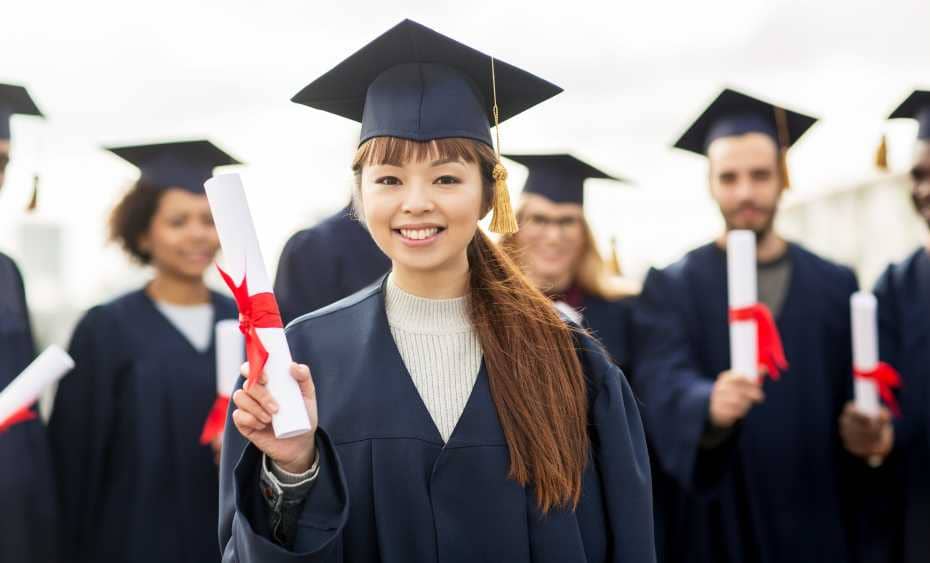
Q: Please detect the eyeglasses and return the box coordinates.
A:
[521,213,583,233]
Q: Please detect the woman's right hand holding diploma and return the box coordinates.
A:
[232,362,319,473]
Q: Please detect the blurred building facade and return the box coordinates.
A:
[779,172,926,289]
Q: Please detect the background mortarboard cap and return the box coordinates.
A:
[889,90,930,141]
[504,153,626,205]
[673,88,818,156]
[0,84,43,140]
[106,140,241,193]
[291,19,562,147]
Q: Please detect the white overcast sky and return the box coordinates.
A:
[2,0,929,309]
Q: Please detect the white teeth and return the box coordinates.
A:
[399,227,439,240]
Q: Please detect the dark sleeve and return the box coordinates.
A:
[219,378,349,563]
[874,266,912,446]
[0,255,36,380]
[10,257,36,365]
[631,268,733,492]
[275,232,339,325]
[830,268,859,419]
[584,344,657,563]
[47,307,122,560]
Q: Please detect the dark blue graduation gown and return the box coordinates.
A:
[580,294,634,375]
[219,278,656,562]
[872,247,930,563]
[579,293,674,563]
[48,289,237,563]
[632,242,865,563]
[0,251,58,563]
[274,206,391,324]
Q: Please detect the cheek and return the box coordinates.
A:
[565,231,585,257]
[358,190,396,245]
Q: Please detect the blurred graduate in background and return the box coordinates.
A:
[48,140,240,563]
[498,153,636,371]
[866,90,930,563]
[274,203,389,325]
[0,83,58,563]
[632,89,873,563]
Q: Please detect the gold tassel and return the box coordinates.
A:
[489,162,518,234]
[487,57,518,234]
[607,236,621,276]
[773,106,792,189]
[777,148,791,189]
[26,174,39,212]
[875,134,889,171]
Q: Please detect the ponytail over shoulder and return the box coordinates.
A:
[467,230,589,512]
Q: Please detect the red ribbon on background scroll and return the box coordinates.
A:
[729,303,789,380]
[199,395,230,445]
[216,265,283,390]
[0,405,37,433]
[854,363,902,417]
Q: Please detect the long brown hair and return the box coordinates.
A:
[500,203,639,300]
[353,137,589,512]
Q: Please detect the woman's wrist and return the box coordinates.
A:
[275,438,317,474]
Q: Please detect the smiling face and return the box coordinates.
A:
[513,193,586,290]
[354,138,491,280]
[707,132,784,236]
[140,188,220,280]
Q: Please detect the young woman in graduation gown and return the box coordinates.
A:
[496,156,680,562]
[496,154,636,373]
[219,20,655,563]
[48,141,239,563]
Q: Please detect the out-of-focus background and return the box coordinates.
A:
[2,0,927,351]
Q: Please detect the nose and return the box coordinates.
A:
[733,175,756,200]
[541,223,564,244]
[400,181,435,215]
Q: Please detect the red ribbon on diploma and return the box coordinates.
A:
[0,405,37,433]
[729,303,789,380]
[217,266,283,390]
[854,363,902,417]
[199,395,230,445]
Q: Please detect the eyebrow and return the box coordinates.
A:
[430,157,464,167]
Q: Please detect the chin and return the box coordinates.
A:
[392,253,452,274]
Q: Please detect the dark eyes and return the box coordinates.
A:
[374,175,461,185]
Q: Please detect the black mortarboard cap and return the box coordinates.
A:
[106,140,241,193]
[673,88,818,156]
[504,153,625,205]
[0,84,43,140]
[291,19,562,147]
[889,90,930,140]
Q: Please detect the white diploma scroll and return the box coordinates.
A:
[204,173,312,439]
[0,345,74,425]
[727,230,759,381]
[215,319,245,399]
[851,292,881,418]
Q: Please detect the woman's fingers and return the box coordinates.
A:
[239,361,269,388]
[232,408,267,434]
[244,379,279,414]
[290,363,316,400]
[233,389,272,424]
